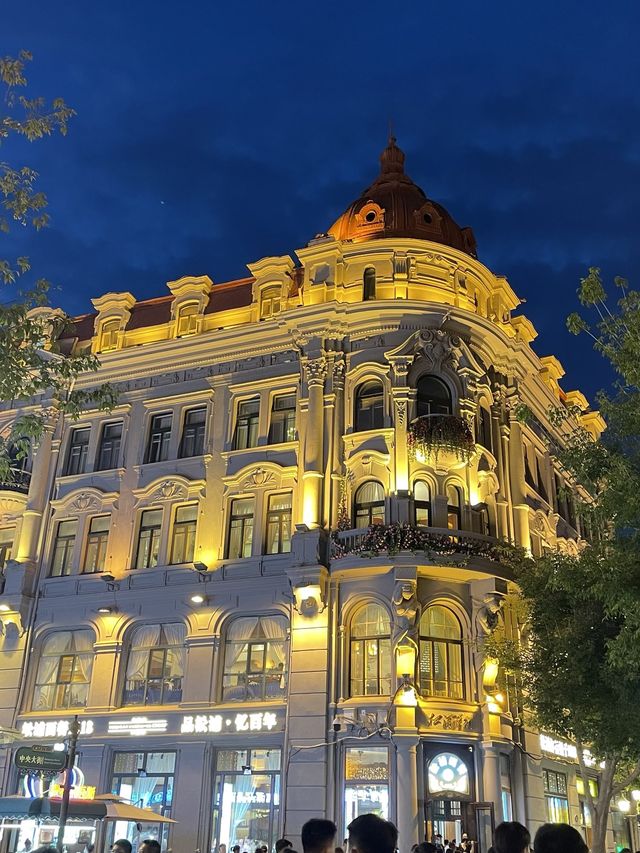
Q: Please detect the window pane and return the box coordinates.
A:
[96,422,122,470]
[83,515,110,573]
[345,747,388,781]
[352,604,390,638]
[51,519,78,577]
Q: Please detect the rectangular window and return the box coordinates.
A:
[179,407,206,458]
[50,519,78,577]
[124,623,186,705]
[543,769,569,823]
[211,749,281,852]
[33,630,94,710]
[0,527,15,570]
[111,751,176,850]
[268,394,296,444]
[344,747,389,837]
[145,413,173,464]
[65,428,90,476]
[265,493,292,554]
[134,509,163,569]
[96,422,122,470]
[82,515,110,573]
[233,399,260,450]
[226,498,254,558]
[170,504,198,564]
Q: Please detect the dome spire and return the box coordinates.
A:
[379,134,405,177]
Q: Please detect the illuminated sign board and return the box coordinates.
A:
[180,712,279,734]
[49,783,96,799]
[20,720,94,738]
[107,717,168,736]
[539,734,577,759]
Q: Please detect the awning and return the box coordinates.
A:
[0,796,176,824]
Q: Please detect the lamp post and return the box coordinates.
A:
[56,716,81,853]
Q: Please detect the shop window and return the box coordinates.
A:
[170,504,198,564]
[211,749,281,852]
[145,413,173,464]
[260,286,281,320]
[176,302,198,337]
[233,399,260,450]
[265,493,292,554]
[134,509,163,569]
[123,623,186,705]
[414,480,431,526]
[354,381,384,432]
[543,769,569,823]
[50,519,78,577]
[111,751,175,850]
[222,616,287,702]
[500,754,513,822]
[82,515,110,574]
[33,630,94,711]
[419,605,464,699]
[416,376,452,418]
[476,404,492,452]
[226,498,254,559]
[354,481,385,528]
[350,603,391,697]
[363,267,376,301]
[0,527,15,570]
[99,319,120,352]
[344,747,389,834]
[65,427,90,476]
[427,753,470,796]
[447,485,462,530]
[268,394,296,444]
[96,422,122,471]
[179,407,206,457]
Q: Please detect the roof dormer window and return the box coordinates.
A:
[176,302,198,337]
[99,319,120,353]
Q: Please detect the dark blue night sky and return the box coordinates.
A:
[5,1,640,401]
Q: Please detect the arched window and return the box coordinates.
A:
[354,380,384,432]
[414,480,431,526]
[99,319,120,353]
[416,376,452,418]
[419,606,463,699]
[124,623,186,706]
[476,403,492,453]
[350,603,391,697]
[260,286,281,320]
[33,630,95,711]
[176,302,198,337]
[447,485,462,530]
[363,267,376,301]
[354,481,385,528]
[222,615,287,702]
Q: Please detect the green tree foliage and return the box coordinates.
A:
[490,268,640,853]
[0,52,115,481]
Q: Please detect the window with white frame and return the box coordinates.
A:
[268,394,296,444]
[447,485,462,530]
[134,508,163,569]
[179,407,206,457]
[419,605,464,699]
[226,498,254,559]
[354,381,384,432]
[259,286,281,320]
[354,481,385,528]
[145,413,173,464]
[96,422,122,471]
[33,630,94,711]
[82,515,110,573]
[170,504,197,564]
[123,623,186,706]
[222,615,287,701]
[65,427,90,476]
[50,519,78,577]
[350,603,392,697]
[0,527,15,570]
[414,480,431,526]
[176,302,198,337]
[265,493,292,554]
[233,399,260,450]
[99,319,120,352]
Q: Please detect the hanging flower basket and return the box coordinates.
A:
[408,415,475,464]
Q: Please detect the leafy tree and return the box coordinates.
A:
[0,52,115,481]
[489,268,640,853]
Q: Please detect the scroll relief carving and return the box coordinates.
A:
[151,480,188,502]
[414,328,464,373]
[242,468,276,489]
[395,399,407,426]
[69,492,101,512]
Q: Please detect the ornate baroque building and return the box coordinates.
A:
[0,139,627,853]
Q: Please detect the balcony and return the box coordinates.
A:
[331,523,523,572]
[408,414,475,472]
[0,469,31,495]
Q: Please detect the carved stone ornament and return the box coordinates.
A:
[415,328,463,373]
[70,492,101,512]
[305,357,327,387]
[242,467,276,488]
[332,356,346,388]
[151,480,188,501]
[424,713,472,732]
[395,399,407,426]
[392,580,420,653]
[477,592,505,637]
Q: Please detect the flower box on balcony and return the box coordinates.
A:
[408,414,475,471]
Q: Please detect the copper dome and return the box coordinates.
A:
[327,137,477,257]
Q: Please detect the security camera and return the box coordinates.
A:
[332,717,342,733]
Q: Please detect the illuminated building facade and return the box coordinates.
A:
[0,139,630,852]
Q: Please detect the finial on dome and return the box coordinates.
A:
[380,134,405,176]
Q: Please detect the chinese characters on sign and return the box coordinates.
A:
[539,734,577,759]
[107,717,169,736]
[20,720,94,738]
[180,712,279,734]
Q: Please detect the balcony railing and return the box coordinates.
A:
[331,522,524,567]
[408,414,475,464]
[0,469,31,495]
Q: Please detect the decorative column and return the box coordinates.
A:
[507,409,530,550]
[301,356,327,530]
[16,422,57,566]
[393,707,420,848]
[490,394,510,541]
[480,742,504,824]
[326,354,346,528]
[389,357,411,521]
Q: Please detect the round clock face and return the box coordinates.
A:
[428,752,470,795]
